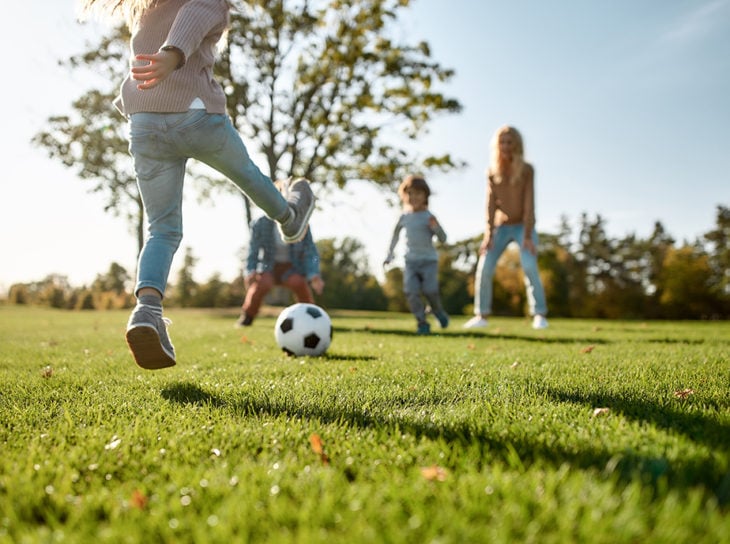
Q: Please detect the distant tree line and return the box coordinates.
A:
[5,206,728,320]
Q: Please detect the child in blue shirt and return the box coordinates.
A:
[384,175,449,334]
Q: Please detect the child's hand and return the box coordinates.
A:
[131,49,181,90]
[522,237,537,255]
[310,275,325,295]
[479,237,492,255]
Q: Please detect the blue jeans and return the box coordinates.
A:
[128,110,289,297]
[404,259,445,324]
[473,224,548,317]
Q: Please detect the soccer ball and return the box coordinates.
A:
[274,303,332,357]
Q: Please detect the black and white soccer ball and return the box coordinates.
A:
[274,303,332,356]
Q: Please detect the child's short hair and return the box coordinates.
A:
[398,175,431,205]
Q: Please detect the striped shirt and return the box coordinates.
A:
[114,0,229,115]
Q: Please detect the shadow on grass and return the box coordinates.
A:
[539,386,730,504]
[333,325,612,345]
[319,353,378,362]
[161,382,226,408]
[543,387,730,448]
[160,381,729,505]
[645,338,708,345]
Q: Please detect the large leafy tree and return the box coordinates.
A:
[220,0,461,188]
[34,0,462,258]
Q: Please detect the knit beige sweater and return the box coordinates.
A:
[114,0,229,116]
[485,162,536,241]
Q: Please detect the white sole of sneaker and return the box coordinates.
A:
[126,325,176,370]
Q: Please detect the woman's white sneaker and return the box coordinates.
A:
[532,315,549,330]
[463,316,489,329]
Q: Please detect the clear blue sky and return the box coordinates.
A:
[1,0,728,292]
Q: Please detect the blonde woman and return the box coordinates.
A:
[79,0,315,369]
[464,126,548,330]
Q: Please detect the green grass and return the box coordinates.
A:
[0,305,728,543]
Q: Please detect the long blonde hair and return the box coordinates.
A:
[77,0,158,28]
[488,125,525,185]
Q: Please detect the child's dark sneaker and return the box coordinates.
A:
[435,311,449,329]
[235,313,254,327]
[417,322,431,335]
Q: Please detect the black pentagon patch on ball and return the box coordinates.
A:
[305,306,322,319]
[281,347,296,356]
[303,333,321,349]
[279,317,294,333]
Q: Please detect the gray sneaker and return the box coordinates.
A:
[278,177,315,243]
[125,306,176,370]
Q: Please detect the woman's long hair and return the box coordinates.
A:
[488,125,525,185]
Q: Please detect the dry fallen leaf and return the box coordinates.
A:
[240,336,252,345]
[467,343,476,350]
[129,489,148,510]
[581,345,596,354]
[309,433,330,465]
[421,465,448,482]
[41,366,54,378]
[510,361,520,369]
[592,407,610,417]
[673,388,695,399]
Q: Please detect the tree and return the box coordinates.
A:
[34,1,463,261]
[704,205,730,302]
[172,247,199,308]
[436,250,471,315]
[193,273,236,308]
[92,262,132,296]
[316,237,387,310]
[537,233,572,317]
[381,266,409,312]
[220,0,463,190]
[87,262,134,309]
[658,246,717,318]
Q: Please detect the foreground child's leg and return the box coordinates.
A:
[192,116,315,244]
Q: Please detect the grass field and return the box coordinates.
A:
[0,305,728,543]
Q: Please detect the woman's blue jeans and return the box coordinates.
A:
[128,110,289,297]
[473,224,548,317]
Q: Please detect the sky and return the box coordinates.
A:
[1,0,729,294]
